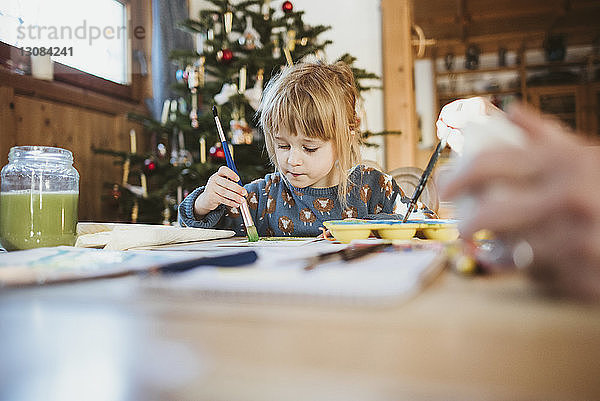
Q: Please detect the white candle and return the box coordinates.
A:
[239,66,247,94]
[129,129,137,153]
[161,99,170,125]
[199,137,206,163]
[140,173,148,198]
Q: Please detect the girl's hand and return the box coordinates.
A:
[194,166,248,217]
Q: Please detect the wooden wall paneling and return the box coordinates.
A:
[10,95,139,221]
[0,87,17,168]
[381,0,419,170]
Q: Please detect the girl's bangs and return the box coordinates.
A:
[270,88,335,141]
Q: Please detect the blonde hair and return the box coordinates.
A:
[258,61,362,206]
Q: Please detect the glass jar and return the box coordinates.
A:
[0,146,79,250]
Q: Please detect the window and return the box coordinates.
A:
[0,0,129,84]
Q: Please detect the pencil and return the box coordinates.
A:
[212,106,259,242]
[402,139,446,223]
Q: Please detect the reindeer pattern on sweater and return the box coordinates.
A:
[178,165,432,237]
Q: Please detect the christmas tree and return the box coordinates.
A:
[96,0,392,224]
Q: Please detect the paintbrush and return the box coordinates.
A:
[212,106,259,242]
[402,139,447,223]
[303,243,391,271]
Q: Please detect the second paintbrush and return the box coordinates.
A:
[212,106,259,242]
[402,139,446,223]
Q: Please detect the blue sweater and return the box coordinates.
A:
[178,165,430,237]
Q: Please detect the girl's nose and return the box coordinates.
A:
[287,148,303,166]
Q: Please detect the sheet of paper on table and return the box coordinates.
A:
[0,246,253,287]
[143,244,446,306]
[136,236,328,250]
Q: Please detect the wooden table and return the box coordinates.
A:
[1,268,599,401]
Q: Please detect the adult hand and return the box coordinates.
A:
[440,103,600,300]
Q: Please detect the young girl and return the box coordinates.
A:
[178,62,433,236]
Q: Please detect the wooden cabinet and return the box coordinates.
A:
[527,85,583,130]
[434,54,600,135]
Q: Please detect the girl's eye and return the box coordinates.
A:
[304,147,318,153]
[277,144,290,150]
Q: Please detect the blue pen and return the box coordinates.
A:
[212,106,259,242]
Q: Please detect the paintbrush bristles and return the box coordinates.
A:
[246,224,259,242]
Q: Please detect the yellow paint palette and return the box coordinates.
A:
[323,219,459,243]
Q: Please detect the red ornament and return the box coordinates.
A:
[217,48,234,63]
[111,184,122,201]
[209,142,226,161]
[144,158,156,174]
[282,1,293,13]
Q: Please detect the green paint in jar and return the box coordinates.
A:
[0,146,80,251]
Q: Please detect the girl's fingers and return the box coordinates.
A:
[214,175,247,198]
[213,186,245,207]
[217,166,240,182]
[215,167,247,196]
[213,183,246,205]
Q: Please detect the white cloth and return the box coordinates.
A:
[75,223,235,251]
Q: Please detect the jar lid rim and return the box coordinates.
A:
[9,146,73,162]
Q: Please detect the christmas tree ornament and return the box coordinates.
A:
[238,16,262,50]
[175,68,185,82]
[245,68,264,110]
[157,143,167,158]
[214,83,238,105]
[187,59,204,129]
[271,35,281,59]
[262,0,271,20]
[209,142,226,161]
[111,184,122,201]
[230,118,253,145]
[171,130,193,167]
[216,48,233,63]
[125,183,145,198]
[206,29,215,52]
[282,1,293,13]
[144,158,156,174]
